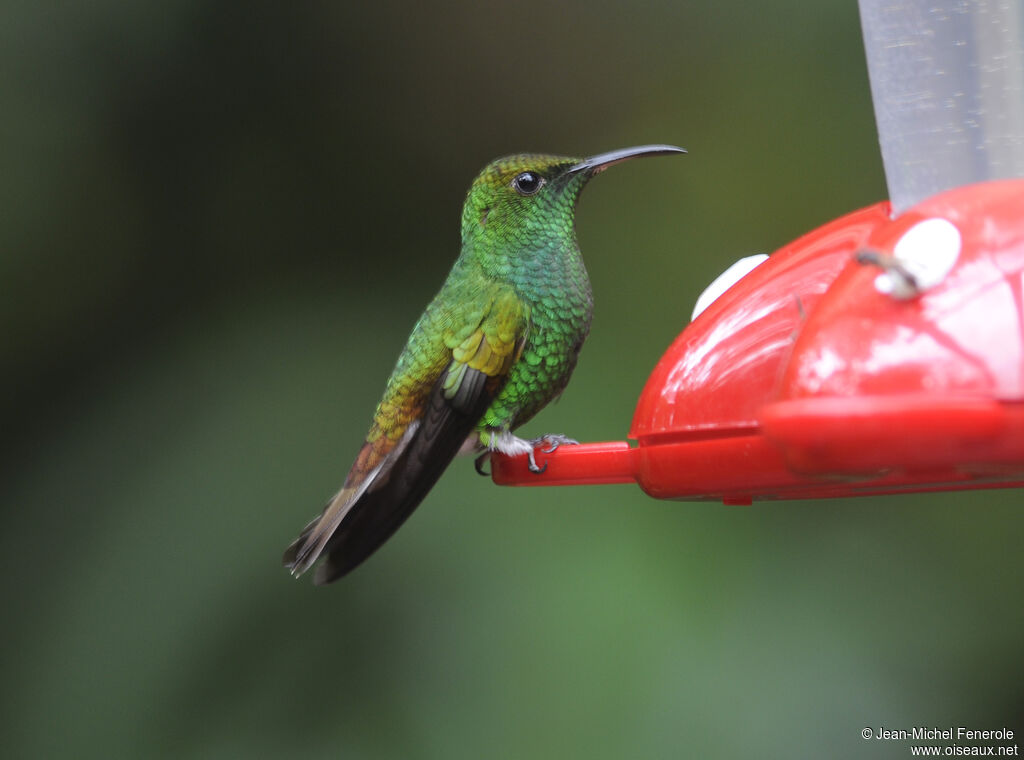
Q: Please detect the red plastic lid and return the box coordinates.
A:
[492,180,1024,501]
[628,200,891,439]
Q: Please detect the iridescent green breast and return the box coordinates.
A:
[477,240,593,433]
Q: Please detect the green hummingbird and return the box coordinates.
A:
[283,144,685,584]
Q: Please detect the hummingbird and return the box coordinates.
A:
[283,144,685,584]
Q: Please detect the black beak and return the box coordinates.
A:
[567,144,686,175]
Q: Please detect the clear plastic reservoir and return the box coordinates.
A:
[859,0,1024,214]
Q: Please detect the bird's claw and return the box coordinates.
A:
[527,449,548,474]
[526,434,579,473]
[532,433,580,454]
[474,452,491,477]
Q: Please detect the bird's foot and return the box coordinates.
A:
[525,434,580,473]
[484,431,579,474]
[530,433,579,454]
[527,449,546,474]
[474,452,491,477]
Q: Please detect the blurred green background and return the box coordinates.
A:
[3,1,1021,758]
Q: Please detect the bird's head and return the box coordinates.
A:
[460,145,685,259]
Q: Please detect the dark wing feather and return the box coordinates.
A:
[310,362,496,584]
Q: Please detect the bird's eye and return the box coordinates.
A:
[512,171,544,195]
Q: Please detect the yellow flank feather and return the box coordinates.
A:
[452,330,483,363]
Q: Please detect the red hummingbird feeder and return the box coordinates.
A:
[491,0,1024,502]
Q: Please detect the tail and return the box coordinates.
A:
[282,362,495,584]
[282,445,392,578]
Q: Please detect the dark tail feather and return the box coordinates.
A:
[311,469,438,584]
[281,513,321,569]
[286,364,495,584]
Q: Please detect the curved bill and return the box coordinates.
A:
[568,144,686,175]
